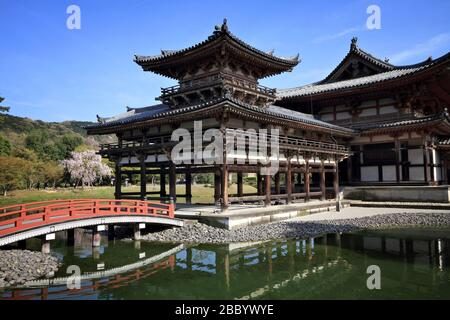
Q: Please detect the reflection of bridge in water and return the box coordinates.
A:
[2,231,449,300]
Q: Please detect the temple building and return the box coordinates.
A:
[86,20,450,210]
[277,37,450,186]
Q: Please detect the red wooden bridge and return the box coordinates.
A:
[0,199,182,247]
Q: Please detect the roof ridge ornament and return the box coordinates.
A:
[351,37,358,50]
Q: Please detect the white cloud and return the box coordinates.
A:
[312,25,365,44]
[389,33,450,64]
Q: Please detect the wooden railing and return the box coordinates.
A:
[0,199,174,237]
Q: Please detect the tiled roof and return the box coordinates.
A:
[278,66,430,98]
[86,96,354,134]
[278,42,450,99]
[134,19,299,66]
[438,137,450,145]
[354,111,450,132]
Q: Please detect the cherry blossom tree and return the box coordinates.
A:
[61,151,112,188]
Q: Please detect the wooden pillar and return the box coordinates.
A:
[114,161,122,199]
[264,173,271,207]
[423,144,430,184]
[257,173,263,195]
[346,154,353,184]
[320,160,326,201]
[214,170,221,204]
[305,159,310,202]
[185,167,192,205]
[395,137,401,183]
[443,159,449,185]
[287,157,292,204]
[160,173,167,198]
[140,156,147,201]
[237,172,244,197]
[169,162,176,203]
[221,164,229,210]
[334,158,340,211]
[275,173,281,195]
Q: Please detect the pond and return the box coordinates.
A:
[1,227,450,300]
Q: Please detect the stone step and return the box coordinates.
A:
[349,200,450,210]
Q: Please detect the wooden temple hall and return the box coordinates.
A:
[86,20,450,211]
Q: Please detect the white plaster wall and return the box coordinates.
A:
[382,165,397,182]
[379,106,397,115]
[409,167,425,181]
[408,149,423,165]
[361,166,379,182]
[320,114,334,122]
[336,112,351,120]
[360,108,377,117]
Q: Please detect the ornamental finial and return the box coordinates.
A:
[351,37,358,49]
[222,18,228,32]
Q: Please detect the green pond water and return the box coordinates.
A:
[1,227,450,300]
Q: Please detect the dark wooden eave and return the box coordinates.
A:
[134,20,300,80]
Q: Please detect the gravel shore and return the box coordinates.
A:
[141,212,450,244]
[0,250,60,288]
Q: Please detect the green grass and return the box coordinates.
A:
[0,184,258,207]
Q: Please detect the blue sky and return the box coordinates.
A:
[1,0,449,122]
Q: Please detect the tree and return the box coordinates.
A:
[0,97,10,113]
[0,156,28,196]
[0,135,11,156]
[40,162,64,188]
[61,150,112,188]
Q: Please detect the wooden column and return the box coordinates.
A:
[264,174,271,207]
[114,160,122,199]
[140,156,147,200]
[334,159,341,212]
[287,157,292,204]
[275,173,281,195]
[257,173,263,195]
[185,167,192,205]
[423,144,430,184]
[443,160,449,185]
[214,170,221,204]
[320,160,326,201]
[394,137,401,183]
[169,162,176,203]
[305,159,310,202]
[346,154,353,184]
[160,173,167,198]
[221,164,229,210]
[237,172,244,197]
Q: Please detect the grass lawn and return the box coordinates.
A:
[0,184,258,207]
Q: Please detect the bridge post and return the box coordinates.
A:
[92,225,104,247]
[67,229,75,246]
[41,233,55,254]
[134,223,145,241]
[108,225,115,241]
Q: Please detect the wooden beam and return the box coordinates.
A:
[275,173,281,195]
[265,173,271,207]
[221,164,229,210]
[320,160,326,201]
[214,170,221,204]
[160,173,167,197]
[169,162,177,203]
[287,157,292,204]
[237,172,244,197]
[185,167,192,204]
[140,157,147,201]
[114,161,122,199]
[305,160,310,202]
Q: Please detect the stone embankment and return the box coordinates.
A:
[0,250,60,288]
[140,212,450,244]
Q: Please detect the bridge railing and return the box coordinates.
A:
[0,199,174,237]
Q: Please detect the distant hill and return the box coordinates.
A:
[0,113,115,147]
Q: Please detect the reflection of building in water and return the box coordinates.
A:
[2,232,449,300]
